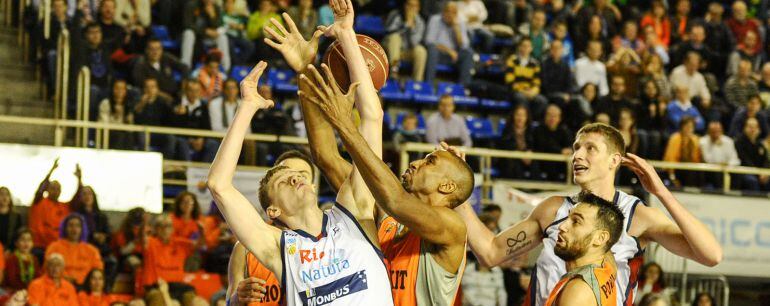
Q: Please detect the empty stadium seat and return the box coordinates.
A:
[354,15,386,36]
[380,79,412,102]
[480,99,512,110]
[405,80,439,105]
[477,53,504,75]
[436,82,478,107]
[151,25,179,50]
[268,69,298,94]
[229,65,251,82]
[466,116,496,139]
[395,112,426,134]
[497,118,507,137]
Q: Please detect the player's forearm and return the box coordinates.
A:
[336,30,382,121]
[455,203,502,267]
[207,104,258,189]
[227,243,246,300]
[656,191,722,266]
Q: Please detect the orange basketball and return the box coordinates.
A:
[322,34,389,92]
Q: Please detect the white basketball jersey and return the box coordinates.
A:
[529,190,645,306]
[281,204,394,306]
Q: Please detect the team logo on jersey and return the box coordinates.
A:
[299,270,368,306]
[287,238,298,255]
[300,248,326,264]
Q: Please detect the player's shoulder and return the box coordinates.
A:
[531,195,568,219]
[558,277,597,306]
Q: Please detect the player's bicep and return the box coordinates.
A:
[556,279,598,306]
[640,207,693,260]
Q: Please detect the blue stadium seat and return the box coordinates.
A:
[383,112,393,131]
[405,80,439,105]
[480,99,512,110]
[435,64,455,74]
[478,53,504,75]
[380,79,411,102]
[354,15,386,37]
[230,65,251,82]
[497,118,507,137]
[466,116,496,139]
[395,112,426,134]
[268,69,298,94]
[151,25,179,50]
[436,82,478,107]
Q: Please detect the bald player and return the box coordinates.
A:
[455,123,722,305]
[545,192,624,306]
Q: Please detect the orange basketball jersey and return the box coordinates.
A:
[244,253,282,306]
[544,256,618,306]
[378,216,464,306]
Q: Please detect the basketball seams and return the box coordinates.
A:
[323,35,389,90]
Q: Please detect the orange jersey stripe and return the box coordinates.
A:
[245,253,282,306]
[544,259,617,306]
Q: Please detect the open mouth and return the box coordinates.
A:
[573,164,588,175]
[556,234,565,245]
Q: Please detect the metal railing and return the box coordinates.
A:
[53,29,69,119]
[646,243,730,306]
[75,67,90,146]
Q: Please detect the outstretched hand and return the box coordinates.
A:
[240,61,275,110]
[622,153,667,196]
[264,13,323,72]
[317,0,355,38]
[298,64,359,130]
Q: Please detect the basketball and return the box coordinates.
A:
[322,34,389,92]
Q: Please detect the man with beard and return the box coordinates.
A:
[544,192,624,306]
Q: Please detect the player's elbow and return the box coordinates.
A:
[702,248,723,267]
[206,179,231,196]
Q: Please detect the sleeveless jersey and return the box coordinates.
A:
[378,216,465,306]
[244,252,282,306]
[525,190,645,306]
[281,204,393,306]
[544,256,618,306]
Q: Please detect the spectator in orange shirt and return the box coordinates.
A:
[45,213,104,286]
[171,191,203,242]
[27,253,79,306]
[29,160,81,250]
[143,214,199,306]
[664,116,703,187]
[3,228,42,292]
[639,0,671,47]
[111,207,149,271]
[201,204,236,274]
[78,269,118,306]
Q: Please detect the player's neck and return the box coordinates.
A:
[581,178,616,202]
[285,206,325,237]
[566,250,605,272]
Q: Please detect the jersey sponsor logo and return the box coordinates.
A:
[300,248,326,264]
[601,273,617,299]
[299,270,368,306]
[389,269,408,290]
[300,256,351,283]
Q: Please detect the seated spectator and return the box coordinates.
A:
[110,208,148,271]
[617,108,641,156]
[130,38,189,100]
[725,58,760,110]
[663,116,702,187]
[78,269,119,305]
[29,159,78,250]
[96,0,128,52]
[69,185,112,258]
[505,37,547,118]
[639,293,670,306]
[426,95,472,147]
[114,0,150,52]
[3,228,41,292]
[201,205,234,274]
[27,253,79,306]
[533,104,573,181]
[550,22,574,67]
[392,113,425,154]
[383,0,427,81]
[133,78,179,159]
[640,54,671,101]
[172,79,211,130]
[424,2,474,85]
[701,2,733,81]
[98,80,135,150]
[222,0,254,66]
[595,113,611,125]
[181,0,231,71]
[637,79,666,159]
[0,187,23,248]
[692,292,716,306]
[639,24,670,65]
[669,52,712,114]
[209,79,248,133]
[526,10,550,60]
[726,1,762,55]
[575,40,609,96]
[595,75,635,126]
[639,0,671,47]
[758,63,770,107]
[735,118,770,191]
[287,0,318,38]
[496,105,537,179]
[727,30,762,77]
[565,83,598,132]
[45,214,104,286]
[669,0,691,45]
[729,95,769,139]
[456,0,493,53]
[143,214,198,306]
[171,191,202,242]
[462,216,506,306]
[194,51,227,100]
[540,39,573,107]
[606,47,642,98]
[667,84,705,135]
[636,262,666,304]
[247,0,282,63]
[613,20,645,56]
[670,24,715,70]
[70,22,115,112]
[700,121,741,189]
[575,14,611,58]
[42,0,73,92]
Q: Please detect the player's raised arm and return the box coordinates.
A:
[263,13,352,191]
[207,62,283,279]
[623,153,722,266]
[301,68,464,248]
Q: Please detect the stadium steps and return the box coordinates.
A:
[0,19,55,145]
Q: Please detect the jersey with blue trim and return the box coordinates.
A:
[526,190,644,306]
[281,204,394,306]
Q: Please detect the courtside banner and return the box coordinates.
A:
[0,143,163,213]
[186,167,267,216]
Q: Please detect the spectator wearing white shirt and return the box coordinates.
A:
[574,40,609,96]
[209,79,256,164]
[700,121,740,189]
[426,95,473,147]
[456,0,494,52]
[669,52,712,111]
